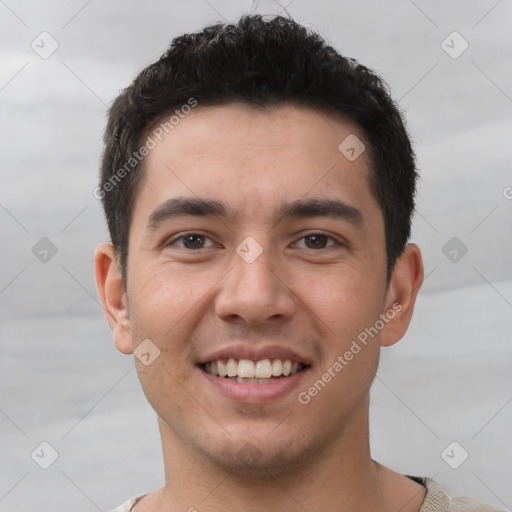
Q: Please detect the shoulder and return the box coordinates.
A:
[108,494,147,512]
[448,495,505,512]
[412,476,504,512]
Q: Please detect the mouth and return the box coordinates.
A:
[200,358,308,384]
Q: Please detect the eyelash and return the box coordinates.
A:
[166,232,342,251]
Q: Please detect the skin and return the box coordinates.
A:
[95,103,425,512]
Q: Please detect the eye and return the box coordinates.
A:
[167,233,217,250]
[294,234,339,250]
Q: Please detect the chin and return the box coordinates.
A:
[197,431,322,479]
[208,446,300,478]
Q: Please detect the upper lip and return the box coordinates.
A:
[197,344,312,366]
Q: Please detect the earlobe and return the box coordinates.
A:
[380,243,424,348]
[94,242,134,354]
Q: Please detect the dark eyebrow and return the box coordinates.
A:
[147,197,231,229]
[147,196,363,230]
[275,198,363,227]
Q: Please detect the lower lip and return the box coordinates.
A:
[199,367,309,403]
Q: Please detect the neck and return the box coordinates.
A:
[147,399,401,512]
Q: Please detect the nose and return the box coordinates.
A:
[214,243,298,326]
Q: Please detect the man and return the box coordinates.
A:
[94,14,502,512]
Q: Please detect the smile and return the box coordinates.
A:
[201,358,307,383]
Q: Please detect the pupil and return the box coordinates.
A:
[184,235,204,248]
[306,235,327,249]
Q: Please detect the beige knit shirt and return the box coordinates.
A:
[109,477,504,512]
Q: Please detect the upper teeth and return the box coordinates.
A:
[204,358,302,378]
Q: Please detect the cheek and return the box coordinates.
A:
[127,266,195,360]
[292,264,385,347]
[128,262,225,365]
[133,263,211,320]
[127,266,209,409]
[295,273,382,421]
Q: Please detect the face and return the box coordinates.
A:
[96,102,421,476]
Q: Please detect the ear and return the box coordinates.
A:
[94,242,133,354]
[380,243,424,348]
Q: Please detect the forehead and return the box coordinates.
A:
[134,102,381,227]
[146,102,366,166]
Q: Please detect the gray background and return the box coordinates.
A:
[0,0,511,510]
